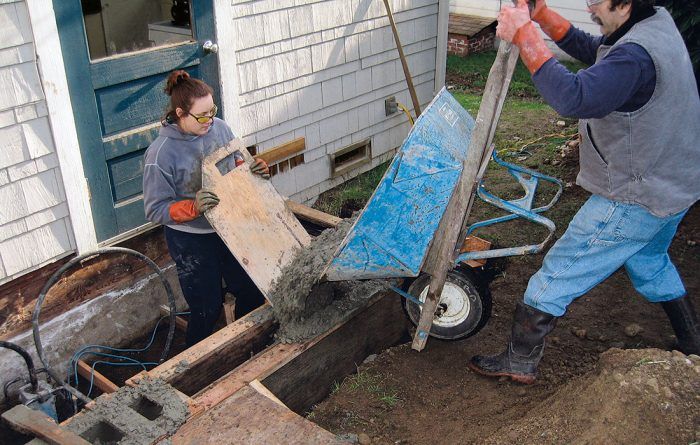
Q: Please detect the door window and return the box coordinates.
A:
[81,0,194,60]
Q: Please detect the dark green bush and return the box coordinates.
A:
[657,0,699,90]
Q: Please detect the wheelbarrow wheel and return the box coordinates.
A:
[402,268,491,341]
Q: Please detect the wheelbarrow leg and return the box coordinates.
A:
[412,37,521,352]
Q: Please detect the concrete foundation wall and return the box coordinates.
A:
[0,264,185,405]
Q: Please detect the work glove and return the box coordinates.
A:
[497,0,554,75]
[528,0,571,42]
[168,189,220,223]
[251,158,271,179]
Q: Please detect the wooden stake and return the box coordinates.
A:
[76,360,119,394]
[412,42,521,351]
[382,0,422,117]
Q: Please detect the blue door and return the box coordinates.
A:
[53,1,221,242]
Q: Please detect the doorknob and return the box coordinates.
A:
[203,40,219,54]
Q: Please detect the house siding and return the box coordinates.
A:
[0,0,75,285]
[229,0,441,203]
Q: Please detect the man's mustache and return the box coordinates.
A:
[591,13,602,25]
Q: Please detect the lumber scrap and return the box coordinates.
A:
[129,304,276,395]
[286,199,342,228]
[171,385,347,444]
[193,290,408,413]
[159,304,188,332]
[2,404,91,445]
[202,140,311,302]
[413,41,521,351]
[76,360,119,394]
[256,137,306,164]
[249,379,287,408]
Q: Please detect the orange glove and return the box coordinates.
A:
[530,0,571,42]
[251,158,271,179]
[169,190,219,223]
[498,0,554,74]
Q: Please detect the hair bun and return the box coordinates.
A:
[164,70,191,96]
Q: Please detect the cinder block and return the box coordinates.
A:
[0,182,28,225]
[7,159,37,181]
[22,117,54,159]
[322,76,343,107]
[297,83,323,116]
[20,168,62,215]
[0,219,72,282]
[0,124,26,169]
[0,64,43,111]
[289,5,314,38]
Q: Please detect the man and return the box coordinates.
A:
[468,0,700,384]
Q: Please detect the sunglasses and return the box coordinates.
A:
[188,105,218,123]
[586,0,606,7]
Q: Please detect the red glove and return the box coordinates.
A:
[497,0,554,74]
[530,0,571,42]
[169,190,219,223]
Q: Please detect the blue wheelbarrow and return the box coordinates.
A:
[321,88,562,340]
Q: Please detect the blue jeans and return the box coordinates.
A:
[524,195,688,316]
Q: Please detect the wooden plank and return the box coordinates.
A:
[262,291,408,414]
[414,41,520,351]
[286,200,342,228]
[76,360,119,394]
[135,304,276,395]
[192,290,407,413]
[256,137,306,164]
[172,385,346,444]
[459,235,491,268]
[250,379,287,408]
[202,141,311,302]
[223,293,236,325]
[159,304,188,332]
[2,404,91,445]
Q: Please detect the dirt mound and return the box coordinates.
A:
[483,348,700,445]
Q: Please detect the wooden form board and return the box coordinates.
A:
[2,404,91,445]
[202,139,311,302]
[414,41,521,351]
[171,385,347,444]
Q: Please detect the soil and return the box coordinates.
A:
[310,94,700,443]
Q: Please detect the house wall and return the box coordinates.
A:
[0,0,76,286]
[227,0,442,203]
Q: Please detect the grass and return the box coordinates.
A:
[334,369,401,408]
[314,162,389,217]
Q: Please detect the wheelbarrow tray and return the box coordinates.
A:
[322,88,475,281]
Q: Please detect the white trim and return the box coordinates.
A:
[435,0,450,93]
[213,0,242,134]
[25,0,98,253]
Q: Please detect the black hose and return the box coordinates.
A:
[0,341,38,391]
[32,247,177,404]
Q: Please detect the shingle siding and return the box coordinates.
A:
[230,0,440,203]
[0,0,75,285]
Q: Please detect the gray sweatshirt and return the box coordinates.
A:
[143,118,234,233]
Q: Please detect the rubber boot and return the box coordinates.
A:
[468,302,557,384]
[661,296,700,355]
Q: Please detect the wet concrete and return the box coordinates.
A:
[269,218,389,343]
[65,377,188,445]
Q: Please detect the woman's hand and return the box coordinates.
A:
[251,158,271,179]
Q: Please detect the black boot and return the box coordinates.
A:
[661,296,700,355]
[468,302,557,384]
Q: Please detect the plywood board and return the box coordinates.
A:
[202,140,311,302]
[172,385,347,444]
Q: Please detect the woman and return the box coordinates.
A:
[143,70,269,346]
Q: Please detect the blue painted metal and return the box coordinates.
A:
[323,88,475,281]
[389,285,424,306]
[52,1,219,242]
[455,150,563,263]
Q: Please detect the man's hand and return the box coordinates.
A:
[251,158,271,179]
[527,0,571,41]
[195,189,220,213]
[497,0,532,43]
[529,0,547,20]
